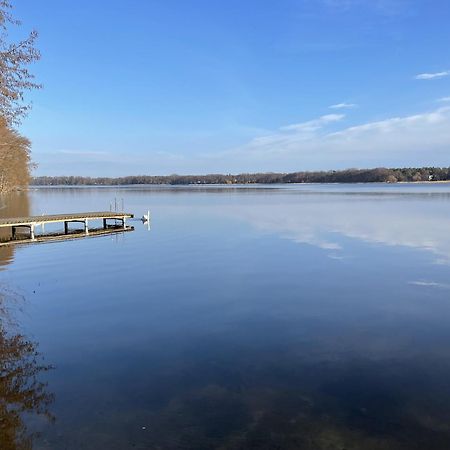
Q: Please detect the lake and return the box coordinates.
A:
[2,184,450,449]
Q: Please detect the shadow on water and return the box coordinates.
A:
[0,192,55,449]
[0,289,54,450]
[90,338,450,450]
[0,192,30,269]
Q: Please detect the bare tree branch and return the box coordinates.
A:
[0,1,41,127]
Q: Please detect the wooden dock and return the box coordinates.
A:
[0,211,134,239]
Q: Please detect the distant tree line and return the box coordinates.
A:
[31,167,450,186]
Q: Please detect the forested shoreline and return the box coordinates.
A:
[32,167,450,186]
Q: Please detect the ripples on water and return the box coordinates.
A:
[1,184,450,449]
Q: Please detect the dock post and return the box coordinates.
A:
[12,226,16,239]
[103,218,107,229]
[85,219,89,234]
[64,221,69,234]
[30,224,35,240]
[122,216,126,228]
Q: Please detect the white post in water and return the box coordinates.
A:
[85,219,89,234]
[30,224,35,240]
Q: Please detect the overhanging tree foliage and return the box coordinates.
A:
[0,0,40,126]
[0,1,40,193]
[0,117,31,191]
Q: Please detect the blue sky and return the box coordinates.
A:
[13,0,450,176]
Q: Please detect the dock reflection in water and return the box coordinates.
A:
[0,225,135,246]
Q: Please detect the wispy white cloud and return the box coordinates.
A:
[415,71,450,80]
[220,106,450,172]
[280,114,345,131]
[329,102,358,109]
[246,114,346,152]
[437,96,450,103]
[409,281,450,289]
[58,150,110,156]
[328,254,346,260]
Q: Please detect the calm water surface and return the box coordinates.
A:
[2,184,450,449]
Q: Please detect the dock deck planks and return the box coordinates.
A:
[0,212,134,227]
